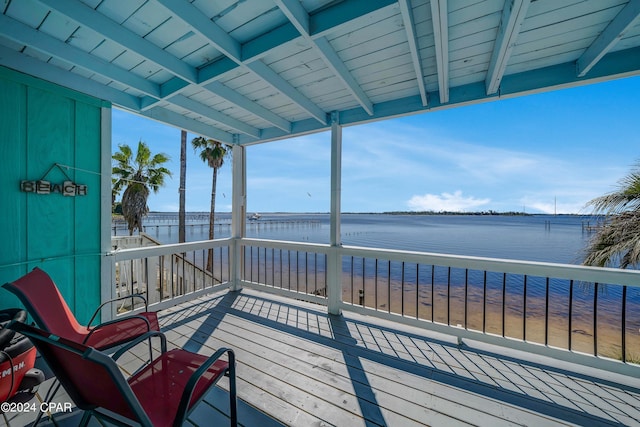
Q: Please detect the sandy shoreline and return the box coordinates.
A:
[246,263,640,363]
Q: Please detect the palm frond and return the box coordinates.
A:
[191,137,230,169]
[134,140,151,166]
[115,144,132,160]
[583,212,640,268]
[586,165,640,215]
[583,162,640,268]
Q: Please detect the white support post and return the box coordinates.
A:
[230,142,246,291]
[327,112,342,315]
[100,106,114,321]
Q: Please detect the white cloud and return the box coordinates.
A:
[407,191,490,212]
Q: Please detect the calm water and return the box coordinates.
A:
[123,213,595,265]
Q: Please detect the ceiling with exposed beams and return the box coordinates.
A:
[1,0,640,146]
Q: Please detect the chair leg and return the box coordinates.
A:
[228,352,237,427]
[32,407,46,426]
[79,410,93,427]
[147,336,153,365]
[33,380,63,426]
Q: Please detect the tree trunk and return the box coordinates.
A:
[178,130,187,243]
[207,166,218,272]
[122,184,149,236]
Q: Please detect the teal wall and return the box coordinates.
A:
[0,66,108,324]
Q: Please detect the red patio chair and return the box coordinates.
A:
[2,267,162,424]
[7,321,237,427]
[2,267,159,350]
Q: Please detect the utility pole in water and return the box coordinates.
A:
[179,130,187,243]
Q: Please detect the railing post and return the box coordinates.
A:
[327,112,342,315]
[327,246,342,314]
[101,253,117,321]
[230,143,246,291]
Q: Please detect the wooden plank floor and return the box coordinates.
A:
[159,288,640,427]
[6,287,640,426]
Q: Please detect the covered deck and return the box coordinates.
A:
[2,1,640,426]
[7,287,640,426]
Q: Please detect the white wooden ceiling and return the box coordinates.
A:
[1,0,639,145]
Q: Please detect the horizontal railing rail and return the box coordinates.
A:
[107,238,232,315]
[339,245,640,288]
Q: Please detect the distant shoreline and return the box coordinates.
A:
[144,211,595,217]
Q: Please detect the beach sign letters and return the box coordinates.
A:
[20,164,87,196]
[20,180,87,196]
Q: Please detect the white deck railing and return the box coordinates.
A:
[107,238,232,314]
[107,237,640,375]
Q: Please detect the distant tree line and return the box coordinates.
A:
[381,210,532,216]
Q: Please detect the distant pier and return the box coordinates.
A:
[112,219,321,236]
[581,220,603,233]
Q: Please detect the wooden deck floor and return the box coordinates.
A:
[5,287,640,426]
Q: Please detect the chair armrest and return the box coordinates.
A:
[86,294,149,329]
[83,314,152,347]
[111,330,168,361]
[175,348,235,423]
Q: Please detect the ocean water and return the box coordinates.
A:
[126,213,595,265]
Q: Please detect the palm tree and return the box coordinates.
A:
[112,141,171,235]
[583,163,640,268]
[191,136,230,271]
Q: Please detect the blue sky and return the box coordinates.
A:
[112,75,640,214]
